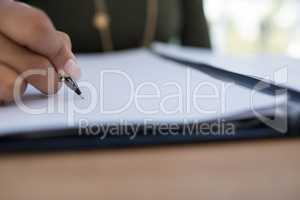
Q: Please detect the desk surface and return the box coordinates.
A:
[0,139,299,200]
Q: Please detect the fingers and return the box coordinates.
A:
[0,1,80,79]
[58,31,72,52]
[55,31,81,79]
[0,33,61,94]
[0,62,27,104]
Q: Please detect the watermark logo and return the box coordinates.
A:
[251,67,288,133]
[11,66,290,138]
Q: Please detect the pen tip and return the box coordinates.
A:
[80,95,85,100]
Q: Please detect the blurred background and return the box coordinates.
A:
[204,0,300,58]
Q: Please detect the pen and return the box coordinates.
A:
[60,76,84,99]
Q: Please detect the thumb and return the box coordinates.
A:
[51,32,81,80]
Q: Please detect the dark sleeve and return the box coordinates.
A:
[180,0,211,48]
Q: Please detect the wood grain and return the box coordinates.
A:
[0,139,299,200]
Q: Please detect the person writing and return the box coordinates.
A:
[0,0,210,103]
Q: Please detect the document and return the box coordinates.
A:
[0,49,284,137]
[154,43,300,93]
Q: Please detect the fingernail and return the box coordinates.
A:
[63,59,81,80]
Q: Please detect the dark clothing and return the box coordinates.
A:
[23,0,211,53]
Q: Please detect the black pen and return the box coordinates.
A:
[60,76,84,99]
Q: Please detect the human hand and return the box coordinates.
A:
[0,0,81,104]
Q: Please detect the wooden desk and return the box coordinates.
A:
[0,139,299,200]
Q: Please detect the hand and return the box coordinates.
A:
[0,0,81,104]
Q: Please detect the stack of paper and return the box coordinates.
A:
[0,49,284,137]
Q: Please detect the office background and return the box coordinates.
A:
[205,0,300,58]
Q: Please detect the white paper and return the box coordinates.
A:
[0,49,283,136]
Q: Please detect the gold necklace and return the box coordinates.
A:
[93,0,158,52]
